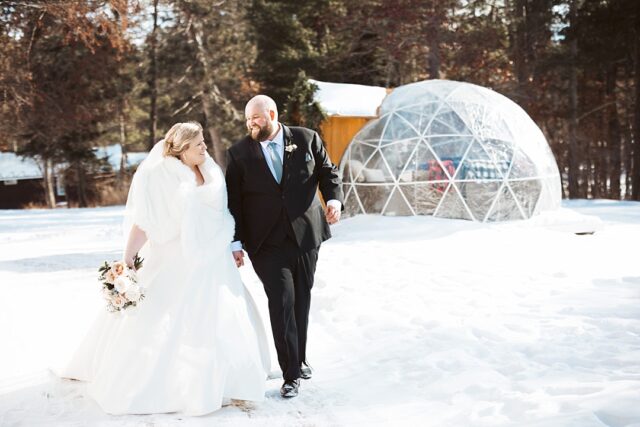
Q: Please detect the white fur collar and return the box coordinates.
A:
[162,155,197,183]
[161,155,217,185]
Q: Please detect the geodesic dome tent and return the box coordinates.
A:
[339,80,562,221]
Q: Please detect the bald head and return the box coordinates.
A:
[245,95,278,118]
[245,95,279,142]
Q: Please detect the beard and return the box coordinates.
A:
[248,121,275,142]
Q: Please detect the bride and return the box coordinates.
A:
[58,122,270,416]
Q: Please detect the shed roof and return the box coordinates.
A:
[0,152,42,181]
[310,79,388,117]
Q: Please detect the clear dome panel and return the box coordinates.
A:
[361,150,395,184]
[482,139,514,167]
[434,185,474,220]
[509,180,543,217]
[427,136,473,179]
[394,110,429,135]
[342,142,377,183]
[382,113,421,141]
[480,109,515,141]
[427,108,469,136]
[383,187,414,216]
[458,140,507,181]
[355,184,394,214]
[409,103,444,134]
[508,148,538,179]
[380,139,420,181]
[339,79,562,221]
[412,143,452,184]
[355,115,390,144]
[486,185,525,221]
[343,185,362,217]
[400,182,446,215]
[457,181,502,220]
[445,101,487,137]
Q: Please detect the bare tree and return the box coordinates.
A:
[148,0,159,150]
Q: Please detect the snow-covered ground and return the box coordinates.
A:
[1,200,639,426]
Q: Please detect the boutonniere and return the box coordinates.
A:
[284,144,297,153]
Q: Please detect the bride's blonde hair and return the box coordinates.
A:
[163,122,203,158]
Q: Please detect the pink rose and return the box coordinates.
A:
[111,261,126,277]
[105,270,117,283]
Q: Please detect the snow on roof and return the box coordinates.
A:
[0,152,42,181]
[309,79,388,117]
[95,145,148,171]
[0,146,148,181]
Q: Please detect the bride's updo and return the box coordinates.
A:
[163,121,203,158]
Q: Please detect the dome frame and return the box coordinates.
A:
[339,80,561,222]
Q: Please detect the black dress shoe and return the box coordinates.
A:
[280,379,300,398]
[300,362,313,380]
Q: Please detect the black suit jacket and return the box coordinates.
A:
[225,124,343,256]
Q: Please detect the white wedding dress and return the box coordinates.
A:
[59,142,270,416]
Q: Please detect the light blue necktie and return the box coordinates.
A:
[267,141,283,183]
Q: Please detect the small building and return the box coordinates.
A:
[310,79,389,165]
[0,152,63,209]
[0,146,147,209]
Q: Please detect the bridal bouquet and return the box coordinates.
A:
[98,254,145,312]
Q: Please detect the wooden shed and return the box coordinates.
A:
[310,80,390,165]
[0,152,63,208]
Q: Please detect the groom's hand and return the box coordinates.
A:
[232,250,245,268]
[325,204,341,224]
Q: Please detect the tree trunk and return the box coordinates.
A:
[190,18,228,169]
[201,96,227,169]
[75,161,88,208]
[148,0,159,151]
[567,1,580,198]
[42,157,56,208]
[512,0,529,107]
[605,64,621,199]
[588,150,597,198]
[118,100,128,189]
[592,142,602,199]
[427,12,440,79]
[622,63,634,199]
[633,0,640,200]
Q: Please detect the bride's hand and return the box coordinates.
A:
[124,225,147,271]
[124,255,135,270]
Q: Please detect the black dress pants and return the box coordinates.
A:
[250,237,319,381]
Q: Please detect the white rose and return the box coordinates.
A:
[125,285,142,302]
[102,288,114,300]
[112,294,126,309]
[114,276,131,294]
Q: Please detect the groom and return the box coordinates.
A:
[225,95,343,398]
